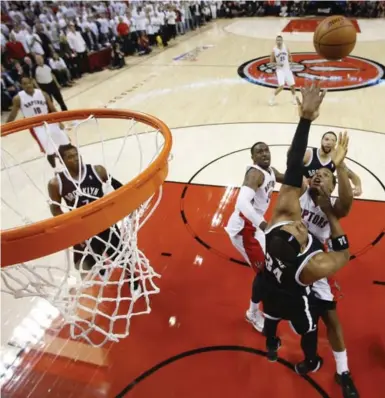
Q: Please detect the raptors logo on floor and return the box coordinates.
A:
[238,53,385,91]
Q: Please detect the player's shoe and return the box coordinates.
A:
[266,337,281,362]
[245,309,264,333]
[335,371,359,398]
[295,356,323,375]
[268,97,275,106]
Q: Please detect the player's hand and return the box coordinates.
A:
[331,131,349,167]
[59,122,65,130]
[353,185,362,197]
[296,81,327,121]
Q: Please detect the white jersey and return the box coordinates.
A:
[300,188,337,244]
[19,89,48,118]
[273,44,290,70]
[226,165,276,237]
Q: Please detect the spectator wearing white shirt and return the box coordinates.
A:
[97,13,111,44]
[66,24,88,75]
[145,12,155,45]
[49,52,73,86]
[28,31,45,56]
[166,6,177,40]
[135,7,147,34]
[34,54,68,111]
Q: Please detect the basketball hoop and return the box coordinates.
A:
[0,109,172,347]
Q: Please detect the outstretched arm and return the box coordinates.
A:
[329,132,353,218]
[235,168,266,229]
[270,84,326,226]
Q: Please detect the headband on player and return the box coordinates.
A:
[267,228,301,265]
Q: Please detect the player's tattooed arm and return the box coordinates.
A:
[47,178,64,216]
[6,95,21,123]
[94,165,123,190]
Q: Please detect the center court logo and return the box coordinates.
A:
[238,53,385,91]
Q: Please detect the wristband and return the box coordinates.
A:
[331,235,349,251]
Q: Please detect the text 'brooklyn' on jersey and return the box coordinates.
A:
[303,148,336,178]
[226,164,276,237]
[56,164,104,209]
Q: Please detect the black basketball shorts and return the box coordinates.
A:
[73,225,122,268]
[262,291,320,335]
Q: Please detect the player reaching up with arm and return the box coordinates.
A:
[225,142,283,332]
[261,83,351,376]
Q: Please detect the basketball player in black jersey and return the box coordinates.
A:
[261,83,351,376]
[302,131,362,196]
[47,144,126,276]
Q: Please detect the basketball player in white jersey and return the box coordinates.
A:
[298,134,359,397]
[302,131,362,196]
[269,35,296,106]
[6,77,70,169]
[225,142,284,332]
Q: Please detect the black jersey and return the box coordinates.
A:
[263,222,324,299]
[57,164,104,208]
[303,148,336,179]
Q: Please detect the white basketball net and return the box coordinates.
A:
[1,113,168,350]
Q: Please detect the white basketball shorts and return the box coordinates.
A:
[31,123,70,155]
[276,68,295,87]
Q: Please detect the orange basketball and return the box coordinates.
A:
[313,16,357,60]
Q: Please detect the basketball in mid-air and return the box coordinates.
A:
[313,16,357,60]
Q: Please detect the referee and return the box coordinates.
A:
[34,55,68,111]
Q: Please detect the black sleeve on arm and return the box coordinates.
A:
[283,118,311,188]
[110,177,123,190]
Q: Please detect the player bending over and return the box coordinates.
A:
[6,77,70,170]
[261,83,351,376]
[302,130,362,196]
[225,142,284,332]
[47,144,133,281]
[269,35,296,106]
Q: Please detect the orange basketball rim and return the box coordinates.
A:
[0,109,172,267]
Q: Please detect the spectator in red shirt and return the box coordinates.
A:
[117,17,130,55]
[5,33,26,61]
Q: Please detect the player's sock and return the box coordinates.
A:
[249,300,259,312]
[333,350,349,375]
[283,118,312,188]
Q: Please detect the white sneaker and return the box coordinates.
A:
[245,309,264,333]
[268,97,275,106]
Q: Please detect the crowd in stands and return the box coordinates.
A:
[1,1,385,112]
[1,0,217,111]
